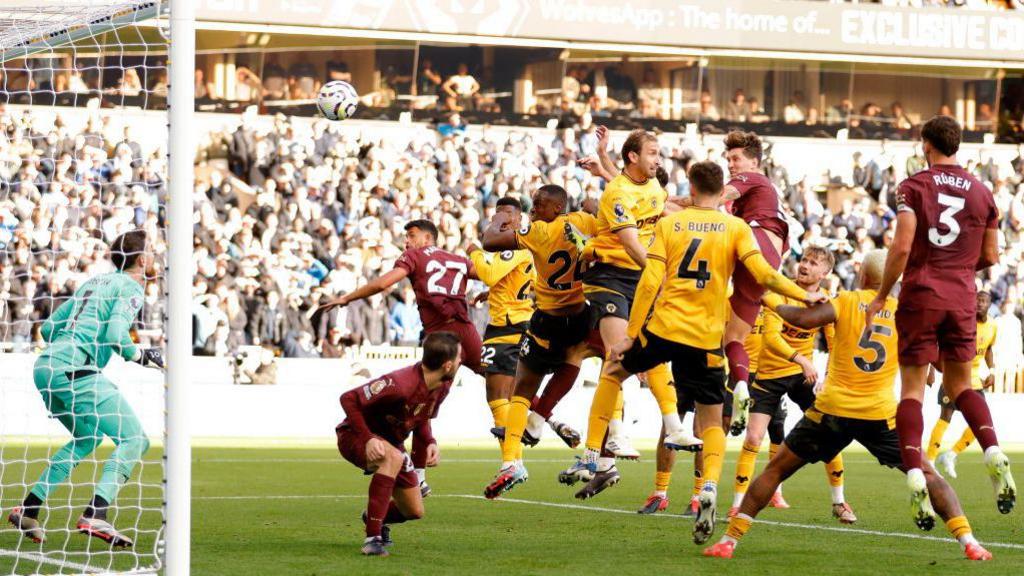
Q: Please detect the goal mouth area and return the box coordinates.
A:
[0,1,162,63]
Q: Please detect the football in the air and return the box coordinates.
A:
[317,80,359,121]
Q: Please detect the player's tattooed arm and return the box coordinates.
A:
[720,184,741,206]
[774,302,838,330]
[481,211,517,252]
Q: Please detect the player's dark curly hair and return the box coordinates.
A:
[724,130,763,163]
[536,184,568,207]
[621,129,658,166]
[110,229,147,271]
[496,196,523,211]
[687,161,724,196]
[921,115,961,157]
[405,219,439,241]
[422,332,461,370]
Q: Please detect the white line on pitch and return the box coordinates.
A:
[186,493,1024,551]
[195,458,892,464]
[0,548,102,573]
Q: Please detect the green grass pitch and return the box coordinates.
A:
[2,444,1023,574]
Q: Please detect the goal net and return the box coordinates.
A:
[0,2,172,574]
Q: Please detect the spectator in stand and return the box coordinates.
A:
[117,68,142,97]
[698,90,719,121]
[326,60,352,83]
[977,102,996,128]
[890,101,913,131]
[234,66,262,102]
[747,97,768,122]
[827,98,854,125]
[388,285,421,346]
[416,59,443,108]
[784,97,806,124]
[637,68,664,119]
[288,60,320,100]
[262,57,288,100]
[725,89,751,122]
[194,68,215,100]
[443,63,479,111]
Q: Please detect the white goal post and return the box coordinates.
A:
[0,1,192,574]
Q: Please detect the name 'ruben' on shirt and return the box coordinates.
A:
[932,173,973,191]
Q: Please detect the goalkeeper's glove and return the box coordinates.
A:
[133,347,165,369]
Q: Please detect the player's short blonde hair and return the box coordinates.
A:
[861,249,887,286]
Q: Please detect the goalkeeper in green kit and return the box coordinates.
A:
[8,230,164,548]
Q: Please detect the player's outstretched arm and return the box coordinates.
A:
[721,184,742,206]
[319,268,409,313]
[740,251,815,304]
[773,302,838,330]
[468,245,521,287]
[40,297,74,342]
[867,210,915,328]
[481,212,517,252]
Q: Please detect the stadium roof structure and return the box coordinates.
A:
[0,0,161,62]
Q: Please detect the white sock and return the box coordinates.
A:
[663,411,683,434]
[501,460,515,469]
[775,485,784,497]
[732,491,745,508]
[831,485,845,505]
[583,448,599,465]
[957,532,979,549]
[608,418,623,437]
[515,459,523,467]
[984,445,1003,462]
[415,468,426,484]
[597,456,615,472]
[653,490,667,498]
[526,411,545,438]
[721,534,739,545]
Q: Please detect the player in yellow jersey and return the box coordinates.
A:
[603,161,824,542]
[930,288,998,479]
[706,250,994,562]
[480,185,604,498]
[467,197,535,463]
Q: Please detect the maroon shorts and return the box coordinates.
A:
[336,426,418,488]
[730,227,784,326]
[425,320,483,375]
[895,307,976,366]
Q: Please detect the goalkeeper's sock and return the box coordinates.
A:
[366,474,395,538]
[21,493,43,520]
[83,495,110,521]
[384,501,408,525]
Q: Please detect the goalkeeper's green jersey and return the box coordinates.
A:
[40,271,144,370]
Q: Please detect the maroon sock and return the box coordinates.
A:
[384,501,408,525]
[896,399,924,470]
[366,474,396,538]
[411,435,428,469]
[599,429,614,458]
[534,364,580,420]
[954,389,999,450]
[724,341,750,387]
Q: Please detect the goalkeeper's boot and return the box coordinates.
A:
[703,540,736,559]
[549,420,581,449]
[729,381,752,436]
[832,502,857,524]
[936,450,958,479]
[489,426,505,441]
[558,456,595,486]
[8,507,45,544]
[484,463,528,500]
[361,512,393,547]
[985,448,1016,514]
[682,496,700,518]
[693,485,718,544]
[664,429,703,452]
[419,481,431,499]
[76,516,133,548]
[574,466,620,500]
[361,536,389,557]
[606,436,640,460]
[907,468,936,531]
[964,542,993,561]
[637,493,669,515]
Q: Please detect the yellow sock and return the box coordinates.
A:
[692,468,703,497]
[586,372,621,451]
[502,396,530,463]
[825,454,845,488]
[927,419,949,461]
[725,514,753,541]
[701,426,727,487]
[769,443,780,461]
[655,471,672,493]
[734,442,760,495]
[488,398,509,428]
[945,515,972,540]
[645,363,677,416]
[953,428,976,454]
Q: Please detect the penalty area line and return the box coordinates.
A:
[0,548,103,573]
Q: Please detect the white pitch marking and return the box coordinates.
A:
[0,548,103,573]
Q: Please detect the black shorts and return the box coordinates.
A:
[785,408,902,469]
[520,307,590,376]
[938,386,984,410]
[751,373,815,416]
[583,263,641,326]
[481,323,528,377]
[621,329,726,406]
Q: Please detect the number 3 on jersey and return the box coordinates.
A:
[929,192,965,247]
[677,238,711,289]
[426,260,467,295]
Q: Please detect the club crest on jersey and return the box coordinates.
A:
[650,198,657,208]
[364,379,388,398]
[613,203,629,223]
[129,295,142,311]
[519,223,531,235]
[606,302,617,314]
[500,250,514,261]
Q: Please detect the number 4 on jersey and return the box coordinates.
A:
[677,238,711,289]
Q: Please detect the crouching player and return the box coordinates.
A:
[335,332,461,556]
[705,250,992,561]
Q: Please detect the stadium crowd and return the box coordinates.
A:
[0,104,1022,388]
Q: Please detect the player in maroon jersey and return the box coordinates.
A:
[336,332,461,556]
[319,219,482,496]
[866,115,1015,524]
[718,131,790,435]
